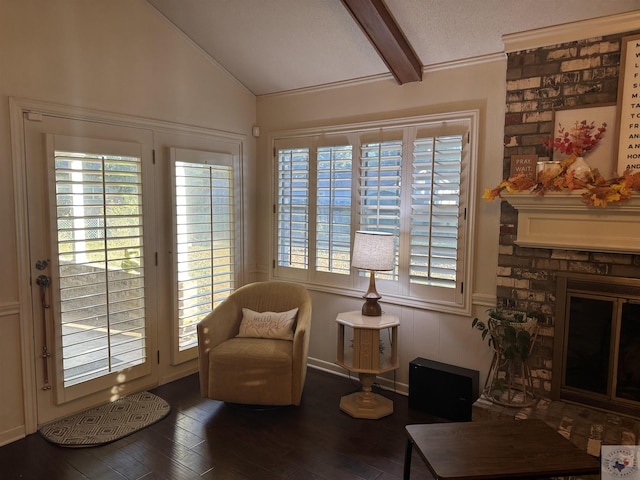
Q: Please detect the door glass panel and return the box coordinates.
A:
[564,295,613,395]
[616,302,640,402]
[54,148,146,387]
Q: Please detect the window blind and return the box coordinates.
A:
[55,150,146,387]
[410,134,462,288]
[174,160,234,352]
[277,148,310,270]
[358,141,402,280]
[316,145,352,275]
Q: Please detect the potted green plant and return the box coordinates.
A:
[472,308,543,407]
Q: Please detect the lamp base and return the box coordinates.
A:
[339,373,393,419]
[361,298,382,316]
[361,270,382,316]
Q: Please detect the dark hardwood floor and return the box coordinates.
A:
[0,368,441,480]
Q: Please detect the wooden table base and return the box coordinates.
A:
[339,373,393,419]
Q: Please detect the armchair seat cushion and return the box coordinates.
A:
[208,338,294,405]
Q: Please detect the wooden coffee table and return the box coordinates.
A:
[404,419,601,479]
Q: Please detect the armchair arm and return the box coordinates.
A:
[197,296,241,397]
[291,300,312,405]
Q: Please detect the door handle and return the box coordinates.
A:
[36,273,52,390]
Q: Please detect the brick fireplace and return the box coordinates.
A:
[499,27,640,406]
[553,272,640,417]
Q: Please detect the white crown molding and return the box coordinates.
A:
[258,72,395,98]
[424,52,506,73]
[258,52,505,99]
[503,11,640,54]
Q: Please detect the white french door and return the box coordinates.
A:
[24,114,158,424]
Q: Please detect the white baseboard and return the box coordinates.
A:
[0,425,26,447]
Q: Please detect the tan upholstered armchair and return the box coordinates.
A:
[197,281,312,406]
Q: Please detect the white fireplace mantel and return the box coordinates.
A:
[503,191,640,254]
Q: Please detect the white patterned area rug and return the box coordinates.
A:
[39,391,170,448]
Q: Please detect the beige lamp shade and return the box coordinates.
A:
[352,231,395,316]
[351,231,395,271]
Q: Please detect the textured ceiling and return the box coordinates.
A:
[147,0,640,96]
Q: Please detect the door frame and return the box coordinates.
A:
[10,97,246,434]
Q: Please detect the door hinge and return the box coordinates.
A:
[273,259,276,268]
[155,252,158,266]
[466,132,470,144]
[273,204,276,214]
[461,282,464,294]
[464,207,467,220]
[157,350,160,364]
[152,149,156,164]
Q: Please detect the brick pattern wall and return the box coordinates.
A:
[499,29,640,397]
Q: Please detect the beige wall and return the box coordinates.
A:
[256,61,506,391]
[0,0,256,444]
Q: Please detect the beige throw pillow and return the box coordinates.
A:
[238,307,299,340]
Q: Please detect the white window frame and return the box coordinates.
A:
[271,111,478,315]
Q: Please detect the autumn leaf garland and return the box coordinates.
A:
[484,118,640,207]
[483,159,640,207]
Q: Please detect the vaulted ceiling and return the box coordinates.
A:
[147,0,640,96]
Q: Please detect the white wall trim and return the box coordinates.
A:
[308,359,409,396]
[472,293,497,309]
[0,426,27,448]
[423,52,506,73]
[9,97,39,435]
[12,97,246,142]
[0,301,20,317]
[258,53,505,99]
[503,11,640,54]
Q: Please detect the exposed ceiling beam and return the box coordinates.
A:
[341,0,422,85]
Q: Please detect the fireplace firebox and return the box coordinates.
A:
[553,273,640,417]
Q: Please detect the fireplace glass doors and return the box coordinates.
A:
[554,274,640,417]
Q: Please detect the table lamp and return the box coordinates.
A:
[351,230,395,316]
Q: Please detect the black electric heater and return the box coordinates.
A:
[408,357,479,422]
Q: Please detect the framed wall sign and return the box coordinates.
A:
[616,34,640,174]
[551,104,617,178]
[509,154,537,180]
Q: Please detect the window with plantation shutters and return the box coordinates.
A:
[272,111,476,312]
[277,147,310,272]
[316,145,352,275]
[410,134,462,289]
[276,138,353,282]
[171,148,236,364]
[53,146,147,389]
[358,140,402,281]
